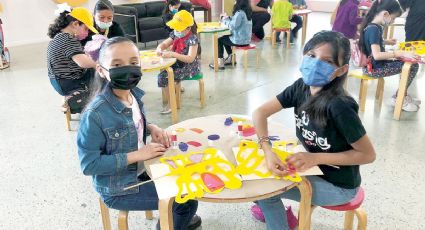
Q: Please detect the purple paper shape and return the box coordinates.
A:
[189,153,204,163]
[224,117,233,126]
[178,142,189,152]
[208,134,220,141]
[166,160,177,168]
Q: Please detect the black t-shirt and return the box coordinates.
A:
[362,23,387,68]
[276,78,366,189]
[399,0,425,41]
[47,33,85,80]
[257,0,271,8]
[81,21,125,46]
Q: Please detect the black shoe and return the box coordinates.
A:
[156,215,202,230]
[224,56,235,66]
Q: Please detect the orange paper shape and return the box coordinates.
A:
[190,128,204,134]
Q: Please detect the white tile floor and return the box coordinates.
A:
[1,12,425,230]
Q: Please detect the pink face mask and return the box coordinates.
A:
[76,27,89,40]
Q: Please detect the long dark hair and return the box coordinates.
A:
[358,0,402,53]
[339,0,349,6]
[298,31,351,127]
[47,12,82,39]
[86,37,137,106]
[233,0,252,21]
[164,0,181,14]
[95,0,114,13]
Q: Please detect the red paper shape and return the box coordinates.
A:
[190,128,204,134]
[187,141,202,147]
[201,173,225,192]
[243,127,256,137]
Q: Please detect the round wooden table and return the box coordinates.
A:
[145,114,313,230]
[140,51,178,124]
[198,22,230,72]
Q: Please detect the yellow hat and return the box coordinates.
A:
[69,7,99,34]
[166,10,194,32]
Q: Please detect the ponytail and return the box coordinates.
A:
[47,12,81,39]
[358,0,402,53]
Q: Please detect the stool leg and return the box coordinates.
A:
[145,210,154,220]
[359,79,368,112]
[304,205,316,230]
[354,208,368,230]
[244,50,248,69]
[344,210,355,230]
[286,31,290,48]
[375,78,385,108]
[99,198,111,230]
[272,30,276,47]
[162,88,168,106]
[175,83,181,109]
[118,210,129,230]
[394,62,411,120]
[199,79,206,108]
[65,107,71,131]
[232,47,236,67]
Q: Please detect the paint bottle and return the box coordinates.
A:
[237,121,243,139]
[171,131,178,149]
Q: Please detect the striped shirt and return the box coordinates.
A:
[47,33,84,80]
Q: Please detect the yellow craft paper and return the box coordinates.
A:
[236,140,302,182]
[398,41,425,55]
[160,148,242,203]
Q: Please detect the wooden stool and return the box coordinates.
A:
[175,73,205,109]
[99,198,154,230]
[347,69,385,112]
[232,44,259,69]
[307,187,367,230]
[271,28,291,48]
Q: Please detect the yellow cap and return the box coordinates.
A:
[166,10,194,32]
[69,7,99,34]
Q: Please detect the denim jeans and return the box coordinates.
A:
[257,176,358,230]
[102,181,198,230]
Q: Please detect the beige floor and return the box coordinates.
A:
[1,12,425,230]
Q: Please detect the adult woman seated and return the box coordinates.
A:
[81,0,125,46]
[251,0,271,41]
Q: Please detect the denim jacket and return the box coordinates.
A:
[222,10,252,45]
[77,85,147,196]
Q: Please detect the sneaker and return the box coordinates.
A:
[224,56,235,66]
[251,204,298,230]
[390,95,421,107]
[160,106,172,114]
[209,58,225,70]
[390,96,419,112]
[156,215,202,230]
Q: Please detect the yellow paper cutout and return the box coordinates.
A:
[231,117,247,123]
[175,128,186,133]
[236,140,302,182]
[140,50,158,58]
[399,41,425,55]
[160,148,242,203]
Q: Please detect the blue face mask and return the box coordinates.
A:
[171,9,178,14]
[300,56,337,87]
[174,30,186,38]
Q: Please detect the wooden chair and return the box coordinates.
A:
[271,28,291,48]
[192,5,212,22]
[347,69,385,112]
[175,73,206,109]
[231,44,259,69]
[306,187,367,230]
[99,198,154,230]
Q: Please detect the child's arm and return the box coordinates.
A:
[287,135,376,172]
[157,38,173,54]
[164,44,198,63]
[72,54,96,69]
[223,12,243,31]
[370,44,415,60]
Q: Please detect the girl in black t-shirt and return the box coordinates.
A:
[359,0,420,112]
[252,31,376,230]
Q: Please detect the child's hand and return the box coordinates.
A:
[286,152,318,172]
[396,50,416,59]
[264,148,288,177]
[386,39,397,45]
[156,48,163,56]
[150,125,171,148]
[161,51,174,58]
[137,143,166,161]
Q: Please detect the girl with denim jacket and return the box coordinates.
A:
[209,0,253,69]
[77,37,201,230]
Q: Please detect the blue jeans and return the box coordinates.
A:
[257,176,358,230]
[102,181,198,230]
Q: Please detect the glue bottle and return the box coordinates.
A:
[171,130,178,149]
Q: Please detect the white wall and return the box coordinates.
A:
[1,0,146,47]
[306,0,338,13]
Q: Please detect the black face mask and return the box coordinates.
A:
[103,65,142,90]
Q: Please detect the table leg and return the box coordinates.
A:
[393,62,412,120]
[166,67,178,124]
[301,14,308,46]
[159,197,175,230]
[297,178,312,230]
[213,32,219,72]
